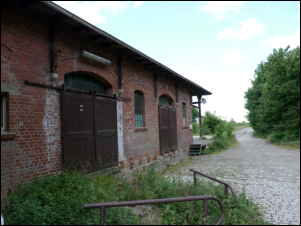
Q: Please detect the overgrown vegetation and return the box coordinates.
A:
[202,119,238,155]
[192,107,199,123]
[245,46,300,147]
[2,169,270,225]
[192,111,240,155]
[193,111,249,136]
[253,130,300,149]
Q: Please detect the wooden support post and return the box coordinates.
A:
[49,28,58,74]
[117,57,123,89]
[154,73,157,100]
[198,94,202,139]
[175,84,179,104]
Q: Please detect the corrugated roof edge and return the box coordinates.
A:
[42,1,212,95]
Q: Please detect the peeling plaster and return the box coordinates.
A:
[117,99,126,162]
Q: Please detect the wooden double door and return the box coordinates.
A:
[61,91,118,171]
[158,105,178,153]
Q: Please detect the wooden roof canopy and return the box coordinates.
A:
[2,1,212,96]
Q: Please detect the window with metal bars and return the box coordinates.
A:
[159,95,171,106]
[1,94,7,131]
[65,72,107,94]
[182,102,186,126]
[135,91,144,127]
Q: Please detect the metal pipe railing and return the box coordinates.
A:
[190,169,237,202]
[84,195,225,225]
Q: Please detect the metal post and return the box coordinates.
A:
[225,185,228,198]
[100,206,105,225]
[203,199,208,223]
[194,172,196,187]
[197,95,202,139]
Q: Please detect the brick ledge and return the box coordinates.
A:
[134,127,148,132]
[1,132,16,140]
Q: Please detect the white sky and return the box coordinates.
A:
[53,1,300,122]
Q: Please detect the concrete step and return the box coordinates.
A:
[190,144,202,148]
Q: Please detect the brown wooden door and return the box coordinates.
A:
[169,106,178,150]
[62,91,95,170]
[159,105,178,153]
[62,91,118,171]
[159,105,171,153]
[94,96,118,170]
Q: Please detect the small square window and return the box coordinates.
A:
[1,94,7,131]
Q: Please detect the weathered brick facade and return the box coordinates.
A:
[1,4,201,198]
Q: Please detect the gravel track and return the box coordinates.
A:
[178,127,300,225]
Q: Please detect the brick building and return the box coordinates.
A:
[1,1,211,197]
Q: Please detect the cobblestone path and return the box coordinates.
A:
[179,128,300,225]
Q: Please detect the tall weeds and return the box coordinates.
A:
[2,168,270,225]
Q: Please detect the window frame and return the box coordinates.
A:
[1,94,7,131]
[64,72,107,94]
[134,91,144,127]
[159,95,171,106]
[182,102,186,127]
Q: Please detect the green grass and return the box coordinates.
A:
[201,136,238,155]
[253,131,300,150]
[2,168,270,225]
[233,124,250,132]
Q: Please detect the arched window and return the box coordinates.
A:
[65,72,107,94]
[159,95,171,106]
[182,102,186,126]
[134,91,144,127]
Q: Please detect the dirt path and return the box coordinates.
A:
[177,127,300,225]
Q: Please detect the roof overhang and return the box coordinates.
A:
[1,1,212,96]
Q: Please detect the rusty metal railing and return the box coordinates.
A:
[190,169,237,202]
[84,195,225,225]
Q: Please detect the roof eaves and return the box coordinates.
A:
[42,1,212,95]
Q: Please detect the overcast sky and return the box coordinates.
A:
[53,1,300,122]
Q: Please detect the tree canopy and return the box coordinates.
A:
[192,107,199,123]
[244,46,300,140]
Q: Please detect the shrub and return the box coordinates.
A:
[202,136,238,156]
[215,123,225,139]
[192,122,200,135]
[225,122,234,138]
[268,132,285,143]
[203,111,223,133]
[3,168,269,225]
[202,125,212,135]
[3,170,99,225]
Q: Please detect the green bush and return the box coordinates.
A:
[4,170,99,225]
[3,168,269,225]
[203,111,223,133]
[268,132,285,143]
[202,125,212,135]
[202,136,237,155]
[192,122,200,135]
[215,123,225,139]
[225,122,235,138]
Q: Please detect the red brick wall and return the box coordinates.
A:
[1,8,193,196]
[1,10,62,197]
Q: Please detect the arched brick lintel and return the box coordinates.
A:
[181,98,188,103]
[158,87,176,106]
[134,84,145,93]
[58,58,117,90]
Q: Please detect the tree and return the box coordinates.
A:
[245,46,300,140]
[192,107,199,123]
[202,111,223,133]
